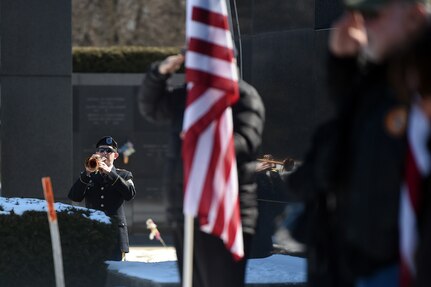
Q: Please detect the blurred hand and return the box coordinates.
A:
[256,154,276,172]
[159,54,185,75]
[420,97,431,119]
[329,11,367,57]
[256,161,274,172]
[98,160,113,174]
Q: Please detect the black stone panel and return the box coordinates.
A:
[252,0,315,33]
[228,0,253,36]
[313,30,335,125]
[250,30,316,160]
[134,178,165,203]
[236,37,254,83]
[1,76,73,198]
[124,131,169,179]
[0,0,71,76]
[315,0,343,30]
[73,86,136,133]
[129,181,167,232]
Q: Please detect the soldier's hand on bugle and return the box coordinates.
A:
[97,158,112,174]
[84,154,107,174]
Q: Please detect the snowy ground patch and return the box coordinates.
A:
[246,255,307,284]
[108,254,306,284]
[0,197,111,224]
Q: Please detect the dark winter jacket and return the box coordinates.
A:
[330,55,406,275]
[68,167,136,253]
[289,52,407,280]
[138,62,265,235]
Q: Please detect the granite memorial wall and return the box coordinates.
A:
[0,0,342,234]
[71,1,343,232]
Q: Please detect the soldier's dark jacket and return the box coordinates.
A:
[68,167,136,253]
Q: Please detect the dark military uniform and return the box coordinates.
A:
[68,166,136,260]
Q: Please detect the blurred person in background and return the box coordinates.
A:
[138,54,265,287]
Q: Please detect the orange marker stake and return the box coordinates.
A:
[42,177,65,287]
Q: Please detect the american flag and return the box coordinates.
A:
[400,103,431,286]
[182,0,243,260]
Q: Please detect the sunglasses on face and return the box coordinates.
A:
[96,147,115,154]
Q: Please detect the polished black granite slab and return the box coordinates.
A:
[230,0,341,159]
[0,0,71,76]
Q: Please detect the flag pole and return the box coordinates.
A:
[42,177,65,287]
[182,214,194,287]
[183,0,194,286]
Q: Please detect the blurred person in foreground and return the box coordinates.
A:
[287,0,430,286]
[399,27,431,287]
[68,136,136,261]
[138,54,265,287]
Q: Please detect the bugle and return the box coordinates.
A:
[85,155,102,173]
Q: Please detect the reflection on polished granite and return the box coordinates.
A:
[231,0,341,36]
[249,30,317,159]
[229,1,341,159]
[315,0,343,29]
[252,0,315,33]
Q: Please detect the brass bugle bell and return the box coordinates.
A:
[85,155,102,173]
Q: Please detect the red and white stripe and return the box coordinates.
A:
[400,103,431,286]
[182,0,243,259]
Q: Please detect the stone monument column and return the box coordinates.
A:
[0,0,72,199]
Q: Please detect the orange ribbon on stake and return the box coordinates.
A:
[42,177,57,222]
[42,177,65,287]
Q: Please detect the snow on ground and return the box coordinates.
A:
[108,261,179,283]
[108,253,307,284]
[126,247,178,263]
[0,197,111,224]
[246,255,306,284]
[1,197,307,284]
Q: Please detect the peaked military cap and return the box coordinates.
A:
[96,136,118,150]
